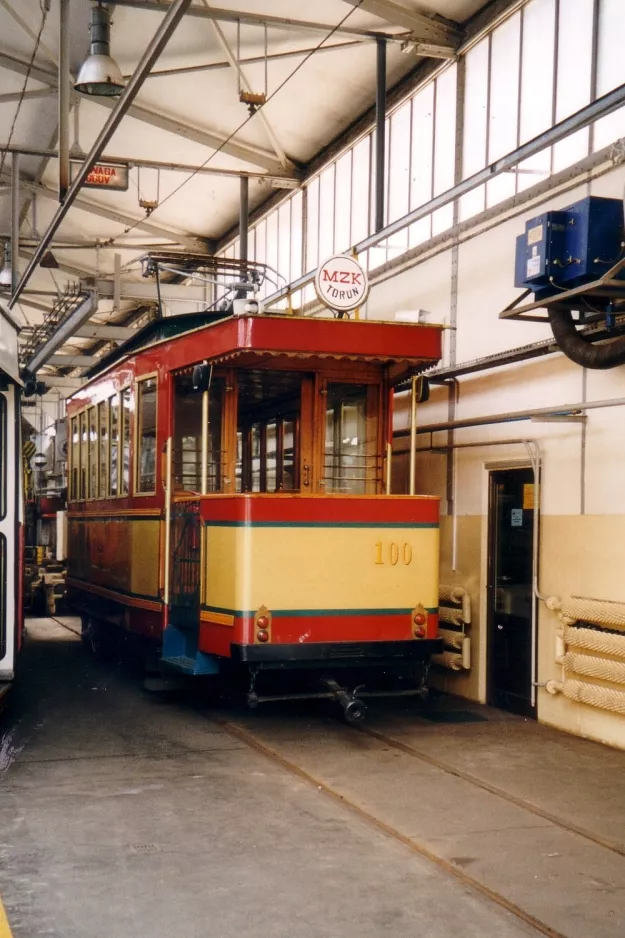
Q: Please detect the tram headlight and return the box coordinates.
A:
[256,629,269,643]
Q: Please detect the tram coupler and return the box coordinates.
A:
[321,676,367,724]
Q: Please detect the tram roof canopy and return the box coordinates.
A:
[84,311,443,384]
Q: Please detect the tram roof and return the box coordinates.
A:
[83,311,443,386]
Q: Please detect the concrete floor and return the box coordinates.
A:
[1,618,624,938]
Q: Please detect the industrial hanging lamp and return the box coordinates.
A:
[0,242,12,288]
[74,2,125,97]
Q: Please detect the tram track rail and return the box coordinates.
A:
[351,722,625,859]
[218,717,571,938]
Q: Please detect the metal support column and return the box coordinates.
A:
[375,38,387,233]
[58,0,70,200]
[239,175,249,264]
[11,151,19,295]
[409,375,418,496]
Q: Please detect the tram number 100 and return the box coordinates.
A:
[374,541,413,566]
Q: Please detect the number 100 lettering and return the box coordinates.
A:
[374,541,413,566]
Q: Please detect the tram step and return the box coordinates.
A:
[162,626,219,676]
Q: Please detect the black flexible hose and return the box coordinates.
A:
[549,308,625,369]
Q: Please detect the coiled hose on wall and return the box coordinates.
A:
[549,308,625,369]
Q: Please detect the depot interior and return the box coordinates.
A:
[3,0,625,749]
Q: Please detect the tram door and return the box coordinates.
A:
[169,500,202,630]
[487,468,536,718]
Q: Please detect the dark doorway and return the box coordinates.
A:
[487,467,536,718]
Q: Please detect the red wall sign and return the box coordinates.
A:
[70,160,129,191]
[314,254,370,312]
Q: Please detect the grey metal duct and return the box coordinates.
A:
[548,308,625,369]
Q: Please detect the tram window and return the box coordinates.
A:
[88,407,97,499]
[136,377,157,493]
[0,395,5,519]
[121,387,131,495]
[207,382,223,492]
[324,383,380,494]
[70,416,78,501]
[98,402,108,498]
[109,394,119,496]
[79,411,87,500]
[173,374,224,493]
[236,370,301,493]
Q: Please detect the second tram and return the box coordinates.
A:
[0,305,23,702]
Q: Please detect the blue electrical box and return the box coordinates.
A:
[514,196,624,299]
[514,211,568,290]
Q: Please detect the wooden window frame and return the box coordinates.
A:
[98,400,109,499]
[87,405,98,500]
[120,386,132,497]
[134,373,158,496]
[108,392,120,498]
[316,372,385,496]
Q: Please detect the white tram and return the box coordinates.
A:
[0,304,23,699]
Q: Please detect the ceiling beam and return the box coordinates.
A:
[13,295,54,315]
[74,323,136,340]
[9,0,195,309]
[96,277,208,302]
[137,40,365,79]
[38,375,82,389]
[95,98,293,174]
[0,141,300,185]
[47,353,98,367]
[105,0,406,41]
[17,177,211,252]
[0,49,56,85]
[0,87,56,104]
[340,0,461,44]
[19,247,96,281]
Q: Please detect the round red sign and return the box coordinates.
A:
[314,254,369,312]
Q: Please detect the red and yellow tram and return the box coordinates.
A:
[66,304,443,718]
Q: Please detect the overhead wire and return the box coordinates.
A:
[0,0,50,181]
[107,0,366,245]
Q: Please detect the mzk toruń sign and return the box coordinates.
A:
[70,160,129,191]
[314,254,370,312]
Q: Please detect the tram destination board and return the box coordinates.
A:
[70,160,129,191]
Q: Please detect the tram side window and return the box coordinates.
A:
[236,370,301,493]
[88,406,97,499]
[79,412,87,499]
[69,417,79,499]
[324,383,380,495]
[121,387,131,496]
[0,395,5,519]
[109,394,119,496]
[98,402,108,498]
[173,374,224,493]
[136,377,157,493]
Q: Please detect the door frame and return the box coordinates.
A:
[483,459,538,717]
